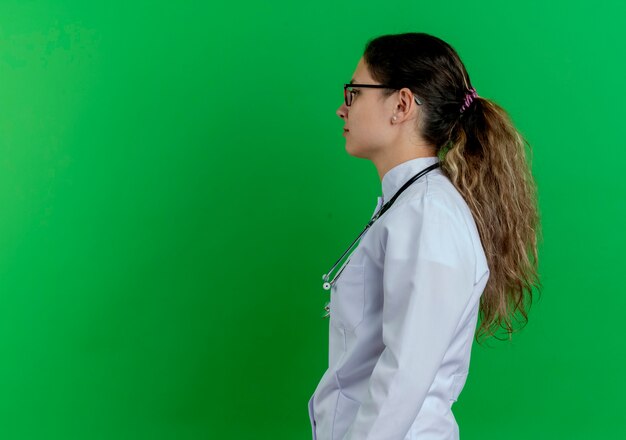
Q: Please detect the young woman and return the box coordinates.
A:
[308,32,542,440]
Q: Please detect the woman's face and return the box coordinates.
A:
[336,57,395,159]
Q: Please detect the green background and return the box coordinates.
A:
[1,1,624,439]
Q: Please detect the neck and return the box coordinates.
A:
[374,147,437,182]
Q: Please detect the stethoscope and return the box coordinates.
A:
[321,161,440,318]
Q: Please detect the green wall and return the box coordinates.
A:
[1,1,624,438]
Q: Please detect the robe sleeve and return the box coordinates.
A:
[342,193,476,440]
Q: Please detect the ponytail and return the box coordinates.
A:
[440,96,542,342]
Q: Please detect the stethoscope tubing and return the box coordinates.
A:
[322,161,441,292]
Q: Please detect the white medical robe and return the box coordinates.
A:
[308,156,490,440]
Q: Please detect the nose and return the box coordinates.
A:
[336,102,348,120]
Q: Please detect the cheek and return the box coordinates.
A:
[353,111,385,141]
[351,107,381,132]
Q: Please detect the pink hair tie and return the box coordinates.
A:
[460,87,478,114]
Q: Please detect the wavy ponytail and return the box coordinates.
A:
[364,32,543,343]
[442,96,542,342]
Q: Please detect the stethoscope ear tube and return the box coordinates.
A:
[320,162,440,304]
[322,221,374,291]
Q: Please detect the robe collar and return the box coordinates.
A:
[381,156,440,203]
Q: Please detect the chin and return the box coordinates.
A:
[345,142,368,159]
[344,141,357,155]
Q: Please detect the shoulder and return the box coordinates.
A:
[378,172,477,265]
[383,171,470,229]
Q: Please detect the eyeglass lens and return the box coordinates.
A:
[344,86,353,106]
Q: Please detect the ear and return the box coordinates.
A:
[394,87,419,120]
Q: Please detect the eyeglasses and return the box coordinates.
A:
[344,83,423,107]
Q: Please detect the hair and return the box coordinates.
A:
[363,32,542,344]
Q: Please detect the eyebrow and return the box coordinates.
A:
[350,79,357,84]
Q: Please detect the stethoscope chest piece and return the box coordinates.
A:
[322,274,331,291]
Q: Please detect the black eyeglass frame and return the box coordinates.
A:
[344,83,423,107]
